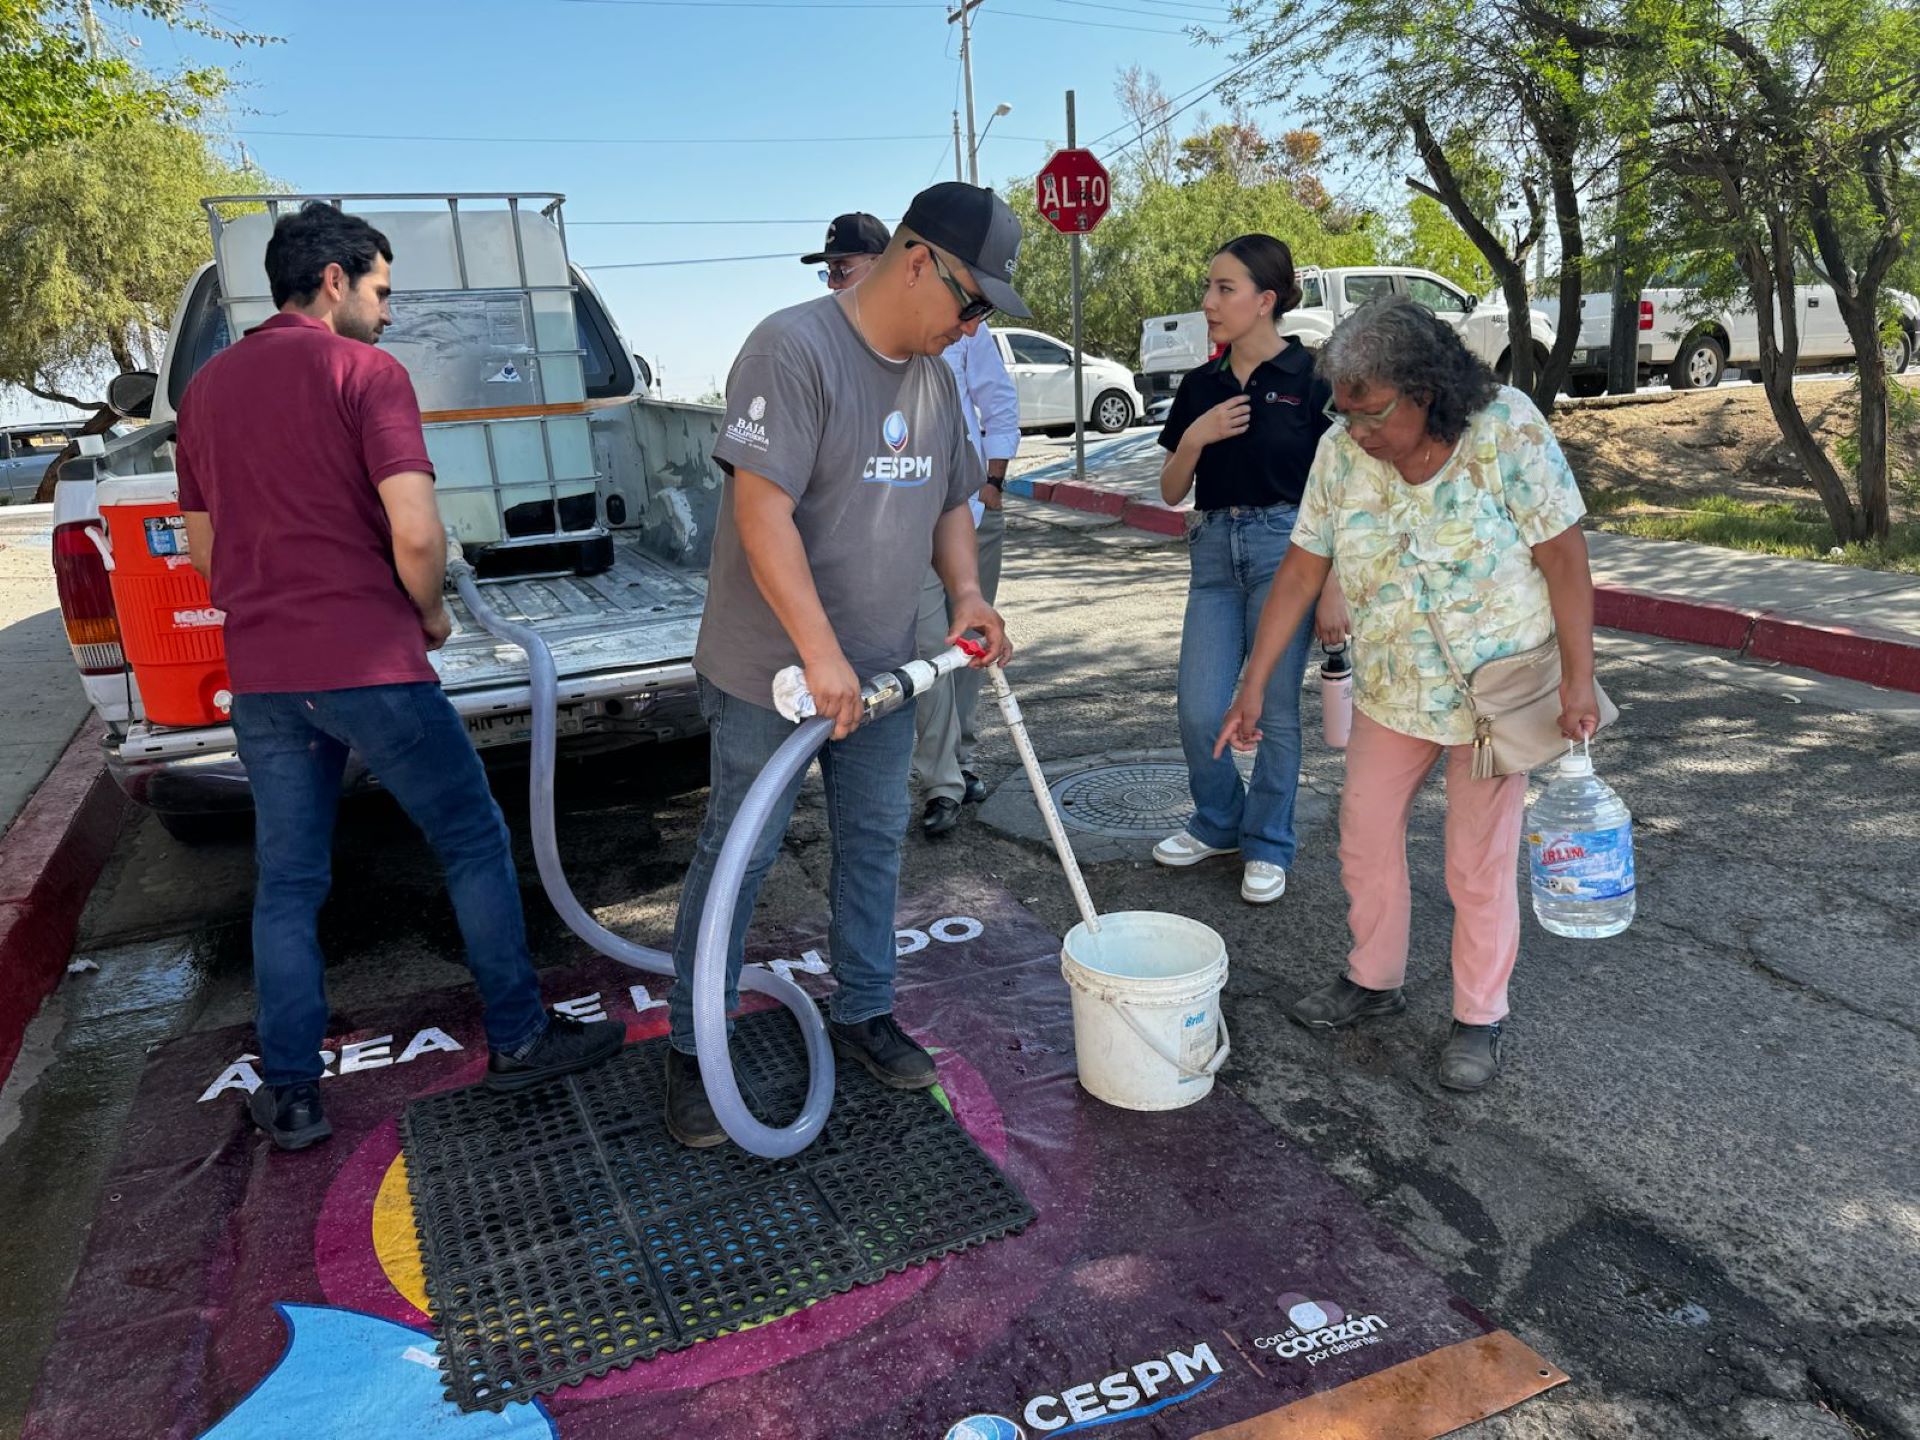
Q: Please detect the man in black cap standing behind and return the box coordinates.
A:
[664,183,1027,1147]
[802,210,891,293]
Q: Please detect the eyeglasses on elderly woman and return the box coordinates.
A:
[1322,392,1401,434]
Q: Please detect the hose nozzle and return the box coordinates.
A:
[772,642,977,725]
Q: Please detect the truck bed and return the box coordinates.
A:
[113,533,708,772]
[436,536,706,692]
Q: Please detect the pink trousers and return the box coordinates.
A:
[1338,710,1528,1024]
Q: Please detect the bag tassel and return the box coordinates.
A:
[1472,718,1497,781]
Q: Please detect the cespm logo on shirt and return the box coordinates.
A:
[863,408,931,485]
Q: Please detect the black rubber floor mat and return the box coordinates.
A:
[401,1009,1035,1412]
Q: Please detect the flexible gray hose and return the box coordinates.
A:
[450,560,835,1158]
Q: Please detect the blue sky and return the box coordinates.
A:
[124,0,1273,398]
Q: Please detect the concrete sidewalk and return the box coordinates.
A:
[0,506,90,833]
[1004,430,1920,692]
[0,504,126,1087]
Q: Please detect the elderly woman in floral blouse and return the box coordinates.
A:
[1215,295,1601,1091]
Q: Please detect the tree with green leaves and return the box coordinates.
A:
[0,0,267,156]
[1005,97,1379,364]
[1645,0,1920,545]
[1400,195,1492,291]
[1006,167,1381,365]
[1228,0,1634,413]
[0,118,263,412]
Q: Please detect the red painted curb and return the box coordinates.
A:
[0,718,130,1087]
[1748,613,1920,692]
[1119,499,1189,537]
[1025,480,1056,502]
[1592,586,1758,652]
[1048,481,1128,518]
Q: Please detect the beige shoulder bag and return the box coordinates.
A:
[1423,612,1617,779]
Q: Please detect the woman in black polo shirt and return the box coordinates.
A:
[1153,234,1344,904]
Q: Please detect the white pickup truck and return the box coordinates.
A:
[1136,264,1558,411]
[49,192,723,841]
[1546,285,1920,393]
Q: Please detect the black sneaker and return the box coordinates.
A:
[485,1014,625,1092]
[1438,1021,1503,1092]
[961,770,989,805]
[830,1013,938,1089]
[664,1047,728,1149]
[921,795,962,837]
[248,1081,332,1152]
[1288,975,1407,1030]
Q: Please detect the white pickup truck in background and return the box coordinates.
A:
[1545,284,1920,393]
[50,192,725,841]
[1137,264,1559,413]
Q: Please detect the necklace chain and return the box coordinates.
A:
[846,285,904,364]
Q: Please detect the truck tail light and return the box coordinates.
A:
[1639,300,1655,331]
[52,521,125,674]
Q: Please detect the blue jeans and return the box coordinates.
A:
[1177,504,1317,867]
[231,683,547,1086]
[669,676,916,1053]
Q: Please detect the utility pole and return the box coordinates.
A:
[948,0,984,185]
[953,111,964,182]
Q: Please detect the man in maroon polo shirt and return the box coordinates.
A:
[176,201,623,1151]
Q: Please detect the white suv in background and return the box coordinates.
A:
[992,327,1147,434]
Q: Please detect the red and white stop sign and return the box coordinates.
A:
[1036,148,1112,235]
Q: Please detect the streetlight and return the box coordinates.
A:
[971,102,1012,183]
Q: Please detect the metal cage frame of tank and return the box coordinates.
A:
[198,193,606,556]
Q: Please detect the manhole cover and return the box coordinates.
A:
[1048,756,1252,838]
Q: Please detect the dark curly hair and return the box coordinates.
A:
[1317,294,1500,443]
[265,201,393,309]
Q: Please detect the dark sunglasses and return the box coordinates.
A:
[909,241,995,324]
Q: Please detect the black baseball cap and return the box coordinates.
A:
[800,212,891,264]
[899,182,1030,318]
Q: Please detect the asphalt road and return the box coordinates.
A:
[2,505,1915,1439]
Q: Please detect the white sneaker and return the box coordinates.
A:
[1152,830,1238,868]
[1241,861,1288,904]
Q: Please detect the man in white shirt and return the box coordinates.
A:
[915,322,1020,835]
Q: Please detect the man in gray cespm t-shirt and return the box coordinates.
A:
[665,183,1028,1148]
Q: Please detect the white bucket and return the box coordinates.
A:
[1060,911,1229,1111]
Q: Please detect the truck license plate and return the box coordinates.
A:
[464,708,587,748]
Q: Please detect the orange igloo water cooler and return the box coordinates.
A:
[95,475,233,727]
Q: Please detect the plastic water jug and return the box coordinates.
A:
[1527,740,1635,938]
[1320,642,1352,749]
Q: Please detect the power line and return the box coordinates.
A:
[1099,57,1268,165]
[1084,48,1270,158]
[984,6,1191,32]
[1082,57,1243,150]
[1100,59,1265,164]
[558,0,936,8]
[234,127,1051,146]
[581,252,804,269]
[1015,0,1221,21]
